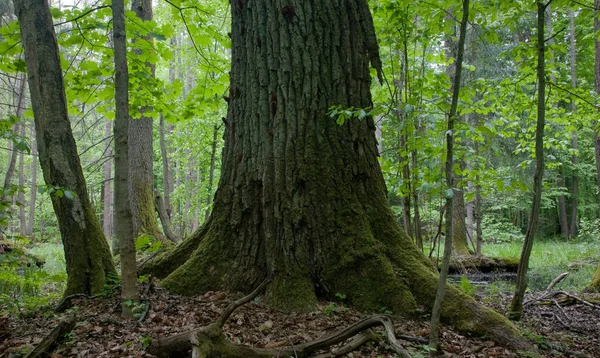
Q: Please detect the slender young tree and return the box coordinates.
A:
[102,119,114,248]
[568,9,578,238]
[429,0,469,352]
[14,0,115,296]
[18,124,25,235]
[509,0,547,321]
[27,124,37,237]
[142,0,531,350]
[0,75,26,231]
[590,0,600,293]
[113,0,139,317]
[158,114,172,217]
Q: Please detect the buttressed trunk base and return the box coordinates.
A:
[143,0,532,352]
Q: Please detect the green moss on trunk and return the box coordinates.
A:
[142,0,534,352]
[590,263,600,292]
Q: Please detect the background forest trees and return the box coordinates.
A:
[1,0,600,322]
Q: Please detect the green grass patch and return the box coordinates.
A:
[483,240,599,292]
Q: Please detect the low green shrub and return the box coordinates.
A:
[481,215,524,243]
[0,240,65,315]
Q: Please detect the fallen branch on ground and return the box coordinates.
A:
[148,279,412,358]
[523,272,569,307]
[24,318,75,358]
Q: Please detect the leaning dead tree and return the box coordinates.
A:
[149,280,411,358]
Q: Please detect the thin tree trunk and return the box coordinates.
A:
[399,134,412,235]
[430,0,468,352]
[18,125,26,236]
[568,10,578,238]
[113,0,139,317]
[474,118,482,255]
[0,75,26,208]
[102,119,114,251]
[545,3,570,240]
[27,123,37,237]
[159,114,172,217]
[509,0,547,321]
[452,180,470,255]
[412,148,423,251]
[183,162,192,235]
[14,0,115,296]
[192,160,199,230]
[590,0,600,292]
[475,182,482,255]
[174,157,182,235]
[557,171,569,238]
[466,180,474,241]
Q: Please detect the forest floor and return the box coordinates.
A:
[1,280,600,358]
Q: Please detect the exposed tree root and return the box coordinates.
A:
[148,280,412,358]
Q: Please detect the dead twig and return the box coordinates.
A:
[523,272,569,307]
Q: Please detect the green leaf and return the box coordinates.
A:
[495,179,505,192]
[135,235,152,250]
[15,141,30,154]
[64,190,75,200]
[445,188,454,199]
[50,7,64,18]
[358,109,367,120]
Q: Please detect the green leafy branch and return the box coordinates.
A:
[328,105,379,125]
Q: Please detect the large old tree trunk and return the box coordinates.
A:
[144,0,530,350]
[14,0,115,296]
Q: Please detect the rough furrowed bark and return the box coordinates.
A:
[128,0,170,246]
[14,0,116,297]
[144,0,534,352]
